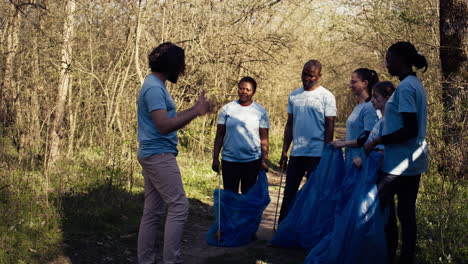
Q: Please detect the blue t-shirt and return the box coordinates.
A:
[344,101,378,167]
[218,100,269,162]
[288,86,336,157]
[137,74,178,158]
[367,118,384,151]
[382,75,428,176]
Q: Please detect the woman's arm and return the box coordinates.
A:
[332,139,359,148]
[259,127,269,171]
[381,112,418,144]
[364,112,418,154]
[212,124,226,173]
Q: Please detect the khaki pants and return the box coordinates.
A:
[138,153,189,264]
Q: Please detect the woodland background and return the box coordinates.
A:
[0,0,466,263]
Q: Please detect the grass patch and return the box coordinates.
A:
[0,170,62,264]
[178,152,219,202]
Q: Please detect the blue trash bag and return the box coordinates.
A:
[270,145,345,248]
[305,151,388,264]
[206,170,270,247]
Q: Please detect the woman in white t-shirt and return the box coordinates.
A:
[364,41,429,264]
[332,68,379,170]
[212,77,270,194]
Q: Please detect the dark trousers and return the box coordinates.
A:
[278,156,321,223]
[377,171,421,264]
[221,159,261,194]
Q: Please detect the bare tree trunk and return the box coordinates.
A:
[439,0,467,142]
[134,0,145,85]
[0,4,21,130]
[47,0,76,169]
[30,19,44,159]
[439,0,467,181]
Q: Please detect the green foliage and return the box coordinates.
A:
[0,0,466,263]
[0,131,18,165]
[178,152,218,202]
[417,169,468,263]
[0,170,62,264]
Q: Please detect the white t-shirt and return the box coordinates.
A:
[217,100,270,162]
[288,86,336,157]
[382,75,428,176]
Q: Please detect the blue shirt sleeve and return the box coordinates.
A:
[362,103,378,131]
[260,111,270,128]
[217,106,228,125]
[287,94,293,114]
[145,86,168,112]
[398,84,417,113]
[324,92,337,117]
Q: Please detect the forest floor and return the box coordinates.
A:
[48,127,346,264]
[48,170,308,264]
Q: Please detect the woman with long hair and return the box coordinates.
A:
[332,68,379,170]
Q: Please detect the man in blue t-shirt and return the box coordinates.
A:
[278,60,336,223]
[137,42,212,264]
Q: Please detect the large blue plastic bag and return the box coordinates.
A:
[270,145,345,248]
[305,151,388,264]
[206,170,270,247]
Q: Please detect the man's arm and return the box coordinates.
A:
[324,116,335,144]
[151,92,210,135]
[279,113,293,168]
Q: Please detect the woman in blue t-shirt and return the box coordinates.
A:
[332,68,379,169]
[305,81,396,264]
[353,81,396,165]
[364,42,429,264]
[212,76,270,194]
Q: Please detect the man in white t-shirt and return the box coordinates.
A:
[278,60,336,222]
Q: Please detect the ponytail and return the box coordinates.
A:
[388,41,428,72]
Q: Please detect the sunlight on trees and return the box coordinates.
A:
[0,0,465,263]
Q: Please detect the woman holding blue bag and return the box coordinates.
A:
[212,76,270,194]
[365,41,429,264]
[332,68,379,169]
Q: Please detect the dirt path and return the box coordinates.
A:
[180,127,346,263]
[46,168,318,264]
[180,169,308,264]
[49,127,346,264]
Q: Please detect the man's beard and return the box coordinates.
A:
[167,72,179,84]
[303,80,317,90]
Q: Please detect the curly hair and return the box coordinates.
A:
[148,42,185,74]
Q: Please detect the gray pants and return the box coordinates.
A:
[138,153,189,264]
